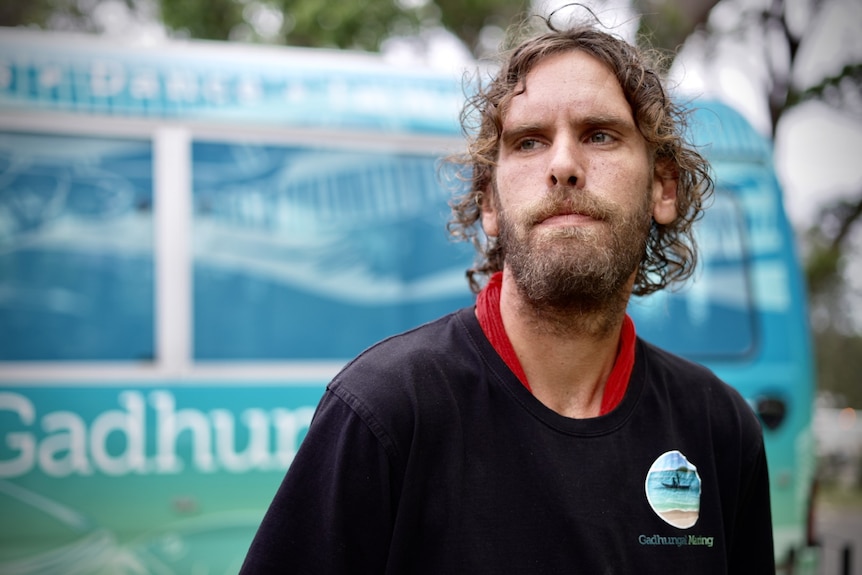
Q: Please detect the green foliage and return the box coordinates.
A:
[814,329,862,408]
[0,0,102,32]
[159,0,529,53]
[806,198,862,297]
[806,243,843,297]
[159,0,244,41]
[789,63,862,116]
[805,198,862,407]
[274,0,421,51]
[0,1,49,28]
[157,0,433,51]
[635,0,690,52]
[433,0,529,55]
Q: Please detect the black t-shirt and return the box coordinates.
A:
[241,307,775,574]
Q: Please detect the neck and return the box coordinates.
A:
[498,269,631,418]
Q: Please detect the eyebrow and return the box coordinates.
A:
[501,113,637,144]
[500,123,544,147]
[580,114,637,132]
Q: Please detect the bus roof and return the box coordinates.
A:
[0,27,465,135]
[688,101,773,164]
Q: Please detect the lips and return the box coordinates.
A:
[540,211,596,226]
[537,200,605,224]
[526,193,611,227]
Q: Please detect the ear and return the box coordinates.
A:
[651,159,678,225]
[480,185,500,237]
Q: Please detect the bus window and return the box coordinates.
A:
[629,188,756,359]
[191,140,473,360]
[0,132,154,361]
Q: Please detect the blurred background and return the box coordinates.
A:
[0,0,860,572]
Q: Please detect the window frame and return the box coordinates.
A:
[0,111,462,383]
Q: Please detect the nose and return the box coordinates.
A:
[548,137,584,189]
[551,174,578,186]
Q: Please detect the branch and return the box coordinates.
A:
[830,194,862,252]
[788,63,862,111]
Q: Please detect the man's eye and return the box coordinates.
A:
[519,139,540,150]
[589,132,613,144]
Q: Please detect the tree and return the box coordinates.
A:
[0,0,106,32]
[157,0,531,53]
[2,0,725,57]
[632,0,718,53]
[158,0,415,49]
[813,328,862,409]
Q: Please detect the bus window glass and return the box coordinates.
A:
[629,189,756,358]
[192,141,473,360]
[0,132,155,361]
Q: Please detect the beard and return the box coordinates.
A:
[496,184,653,318]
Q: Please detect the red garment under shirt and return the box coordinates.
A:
[475,272,635,416]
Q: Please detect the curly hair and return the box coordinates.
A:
[447,18,713,296]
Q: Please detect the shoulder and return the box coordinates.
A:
[325,307,482,446]
[332,307,479,394]
[637,338,717,381]
[638,338,741,401]
[637,338,763,446]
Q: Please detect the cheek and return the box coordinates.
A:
[591,159,630,197]
[495,163,521,191]
[603,158,652,197]
[497,160,546,208]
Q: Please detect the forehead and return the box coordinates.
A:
[504,50,634,125]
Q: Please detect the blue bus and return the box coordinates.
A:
[0,28,817,573]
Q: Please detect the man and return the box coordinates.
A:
[241,21,775,574]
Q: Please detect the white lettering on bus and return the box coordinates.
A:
[129,68,160,100]
[41,408,92,476]
[0,390,314,479]
[0,392,35,477]
[90,60,125,97]
[166,70,199,102]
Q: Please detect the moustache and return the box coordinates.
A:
[522,188,617,226]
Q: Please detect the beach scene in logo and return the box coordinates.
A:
[645,450,702,529]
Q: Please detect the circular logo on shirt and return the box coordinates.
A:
[644,450,701,529]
